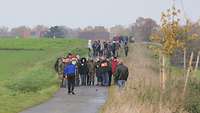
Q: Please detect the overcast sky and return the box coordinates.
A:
[0,0,199,28]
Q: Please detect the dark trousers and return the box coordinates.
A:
[80,74,87,86]
[112,50,116,57]
[67,76,75,93]
[108,72,112,86]
[125,50,128,57]
[88,72,95,86]
[75,74,80,86]
[102,72,109,86]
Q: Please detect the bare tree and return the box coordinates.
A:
[11,26,31,38]
[0,26,9,37]
[131,17,158,41]
[32,25,48,38]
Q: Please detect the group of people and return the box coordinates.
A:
[54,38,130,95]
[88,39,129,59]
[55,52,129,95]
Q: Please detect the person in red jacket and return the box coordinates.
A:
[112,57,119,84]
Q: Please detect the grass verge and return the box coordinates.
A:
[101,43,200,113]
[0,38,87,113]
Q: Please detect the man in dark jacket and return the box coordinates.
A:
[112,42,116,57]
[78,57,88,86]
[63,61,76,95]
[124,43,129,57]
[115,61,129,88]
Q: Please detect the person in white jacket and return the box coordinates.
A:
[88,40,92,58]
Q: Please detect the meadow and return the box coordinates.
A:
[0,38,87,113]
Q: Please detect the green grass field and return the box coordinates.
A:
[0,38,87,113]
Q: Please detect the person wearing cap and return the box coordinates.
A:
[63,61,76,95]
[115,60,129,88]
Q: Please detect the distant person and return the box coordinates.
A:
[95,58,102,86]
[97,40,101,56]
[88,40,92,58]
[63,61,76,95]
[107,42,112,58]
[111,57,119,84]
[100,57,110,86]
[92,41,97,57]
[116,42,121,57]
[108,60,112,86]
[78,57,88,86]
[115,60,129,88]
[112,41,116,57]
[124,43,129,57]
[87,59,96,86]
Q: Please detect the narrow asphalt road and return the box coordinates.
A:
[21,86,107,113]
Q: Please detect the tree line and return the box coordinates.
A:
[0,17,159,40]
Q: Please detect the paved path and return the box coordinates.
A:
[21,86,107,113]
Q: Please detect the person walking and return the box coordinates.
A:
[78,57,88,86]
[115,61,129,88]
[124,42,129,57]
[63,61,76,95]
[112,41,116,57]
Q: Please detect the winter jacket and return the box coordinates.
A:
[88,60,96,74]
[100,60,110,74]
[111,59,118,74]
[95,61,101,76]
[63,63,76,76]
[115,64,129,81]
[78,58,88,75]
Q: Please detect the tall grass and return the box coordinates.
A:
[101,43,200,113]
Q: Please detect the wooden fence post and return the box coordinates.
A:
[159,51,162,89]
[184,48,187,75]
[162,54,166,90]
[183,51,194,96]
[194,51,200,73]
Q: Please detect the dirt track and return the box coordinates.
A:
[21,86,107,113]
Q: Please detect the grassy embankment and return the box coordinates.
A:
[101,43,200,113]
[0,38,87,113]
